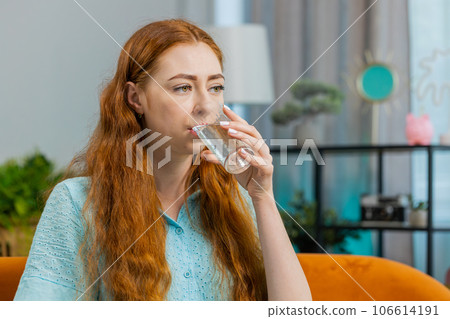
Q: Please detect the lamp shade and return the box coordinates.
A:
[206,24,274,105]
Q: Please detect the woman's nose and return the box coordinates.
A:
[192,103,210,118]
[192,102,220,123]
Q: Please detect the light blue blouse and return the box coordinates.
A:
[13,176,258,301]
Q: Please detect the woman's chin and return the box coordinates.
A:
[185,138,204,157]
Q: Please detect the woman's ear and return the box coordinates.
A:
[125,81,144,114]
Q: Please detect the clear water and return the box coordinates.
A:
[193,124,252,174]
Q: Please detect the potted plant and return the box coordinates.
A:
[271,79,344,144]
[0,150,63,256]
[407,195,428,228]
[280,190,361,253]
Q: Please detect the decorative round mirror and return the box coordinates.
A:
[356,63,398,103]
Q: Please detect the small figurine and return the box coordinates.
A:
[405,113,434,145]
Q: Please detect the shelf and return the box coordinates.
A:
[320,223,450,231]
[269,143,450,277]
[317,144,450,152]
[270,144,450,153]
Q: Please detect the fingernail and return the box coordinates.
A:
[220,121,229,126]
[228,128,238,134]
[224,104,231,110]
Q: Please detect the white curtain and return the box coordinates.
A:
[409,0,450,283]
[247,0,414,265]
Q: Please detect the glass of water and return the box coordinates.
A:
[192,104,254,174]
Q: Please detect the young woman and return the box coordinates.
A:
[14,19,312,301]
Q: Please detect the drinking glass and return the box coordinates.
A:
[192,104,254,174]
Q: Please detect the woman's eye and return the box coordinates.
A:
[210,85,225,93]
[175,85,192,93]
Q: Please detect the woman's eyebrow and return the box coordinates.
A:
[167,73,225,81]
[208,74,225,81]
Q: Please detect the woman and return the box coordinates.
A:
[14,19,312,301]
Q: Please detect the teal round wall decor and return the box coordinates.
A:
[356,63,397,102]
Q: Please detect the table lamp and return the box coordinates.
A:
[205,24,275,107]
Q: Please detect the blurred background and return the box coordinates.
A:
[1,0,449,286]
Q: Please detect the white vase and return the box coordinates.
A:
[409,209,427,227]
[293,115,325,145]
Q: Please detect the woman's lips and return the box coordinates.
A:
[187,122,208,137]
[188,128,198,137]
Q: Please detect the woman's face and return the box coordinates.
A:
[139,42,224,155]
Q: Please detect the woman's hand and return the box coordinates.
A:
[200,105,274,201]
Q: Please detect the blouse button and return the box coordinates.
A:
[175,227,184,235]
[184,271,191,278]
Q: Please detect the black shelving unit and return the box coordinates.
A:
[270,144,450,277]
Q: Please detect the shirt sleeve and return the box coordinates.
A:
[13,181,86,301]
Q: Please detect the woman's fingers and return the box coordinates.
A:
[220,120,263,140]
[219,121,270,157]
[222,105,249,125]
[227,129,270,157]
[239,147,273,169]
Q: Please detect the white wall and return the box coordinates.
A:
[0,0,213,170]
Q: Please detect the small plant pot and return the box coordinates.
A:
[0,227,11,256]
[294,115,325,145]
[409,209,427,227]
[0,224,37,256]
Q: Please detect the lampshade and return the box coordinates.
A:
[205,24,274,106]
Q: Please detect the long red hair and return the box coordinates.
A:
[46,19,267,300]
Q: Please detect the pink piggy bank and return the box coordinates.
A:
[405,113,433,145]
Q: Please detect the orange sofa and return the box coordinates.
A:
[0,257,26,301]
[1,254,450,301]
[297,253,450,301]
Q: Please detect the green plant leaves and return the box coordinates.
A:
[280,190,361,253]
[13,198,29,217]
[0,149,63,230]
[271,79,345,125]
[407,194,428,211]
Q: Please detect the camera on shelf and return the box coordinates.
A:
[360,194,410,226]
